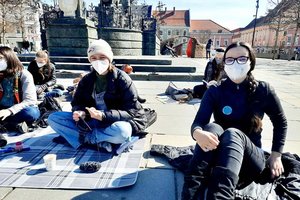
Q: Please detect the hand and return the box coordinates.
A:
[85,107,103,121]
[36,84,47,94]
[267,151,284,179]
[0,109,12,121]
[73,110,86,122]
[192,129,219,152]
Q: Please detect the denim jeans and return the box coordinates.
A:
[45,89,63,98]
[183,123,266,199]
[2,106,40,125]
[48,111,132,149]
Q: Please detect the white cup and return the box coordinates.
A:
[43,154,57,171]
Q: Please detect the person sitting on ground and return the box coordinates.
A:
[193,47,226,98]
[28,50,63,99]
[0,46,40,138]
[181,42,287,199]
[48,39,147,152]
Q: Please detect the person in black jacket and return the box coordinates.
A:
[193,47,226,98]
[181,42,287,199]
[28,50,63,99]
[47,39,147,152]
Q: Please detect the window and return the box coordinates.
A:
[216,40,220,46]
[176,30,179,35]
[218,29,222,33]
[167,30,171,36]
[159,30,163,35]
[183,30,187,36]
[224,40,228,46]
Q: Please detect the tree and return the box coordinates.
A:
[286,0,300,60]
[0,0,41,44]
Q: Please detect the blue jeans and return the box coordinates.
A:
[48,111,132,149]
[182,123,266,200]
[2,106,40,125]
[45,89,63,98]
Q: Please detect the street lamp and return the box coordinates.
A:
[252,0,259,47]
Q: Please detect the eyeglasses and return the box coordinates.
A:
[224,56,249,65]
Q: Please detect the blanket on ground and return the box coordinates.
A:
[0,130,145,189]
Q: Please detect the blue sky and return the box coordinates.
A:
[43,0,272,30]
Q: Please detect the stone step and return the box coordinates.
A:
[22,61,196,73]
[18,55,172,65]
[55,69,202,82]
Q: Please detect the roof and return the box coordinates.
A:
[153,9,190,27]
[190,19,231,33]
[243,16,268,30]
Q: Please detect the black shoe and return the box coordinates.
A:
[16,122,28,134]
[52,136,68,144]
[137,96,146,103]
[0,134,7,147]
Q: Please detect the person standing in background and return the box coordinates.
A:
[205,39,213,59]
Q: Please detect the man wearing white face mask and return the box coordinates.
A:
[48,39,147,152]
[182,42,287,199]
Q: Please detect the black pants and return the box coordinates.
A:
[182,123,266,199]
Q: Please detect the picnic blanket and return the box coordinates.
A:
[0,128,146,189]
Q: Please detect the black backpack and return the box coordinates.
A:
[33,96,62,128]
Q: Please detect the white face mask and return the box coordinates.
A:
[37,62,46,68]
[224,61,251,84]
[0,59,7,71]
[91,60,109,75]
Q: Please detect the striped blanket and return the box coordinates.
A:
[0,130,145,189]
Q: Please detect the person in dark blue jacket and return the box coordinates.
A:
[181,42,287,199]
[48,39,147,152]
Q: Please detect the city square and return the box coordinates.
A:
[0,0,300,199]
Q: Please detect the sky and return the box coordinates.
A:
[43,0,274,30]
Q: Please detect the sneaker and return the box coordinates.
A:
[116,136,139,155]
[16,122,28,134]
[0,124,8,134]
[98,142,113,153]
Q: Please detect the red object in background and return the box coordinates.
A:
[186,38,197,58]
[15,141,23,151]
[122,64,133,74]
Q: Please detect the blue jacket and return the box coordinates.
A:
[71,68,147,134]
[192,78,287,153]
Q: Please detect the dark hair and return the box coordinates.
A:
[224,42,261,133]
[0,46,23,76]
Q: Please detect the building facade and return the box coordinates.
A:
[154,7,190,55]
[190,20,233,49]
[1,1,42,52]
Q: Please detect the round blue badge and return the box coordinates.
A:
[222,106,232,115]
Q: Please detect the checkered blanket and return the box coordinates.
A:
[0,129,145,189]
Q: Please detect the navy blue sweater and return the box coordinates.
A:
[191,78,287,153]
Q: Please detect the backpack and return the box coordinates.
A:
[133,108,157,138]
[144,108,157,129]
[33,96,62,128]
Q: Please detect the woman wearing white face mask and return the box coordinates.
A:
[193,47,227,99]
[28,50,62,99]
[47,39,147,152]
[182,42,287,199]
[0,47,39,140]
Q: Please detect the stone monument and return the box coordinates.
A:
[46,0,97,56]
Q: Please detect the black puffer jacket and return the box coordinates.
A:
[71,67,147,134]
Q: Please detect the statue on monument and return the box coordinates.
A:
[58,0,78,17]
